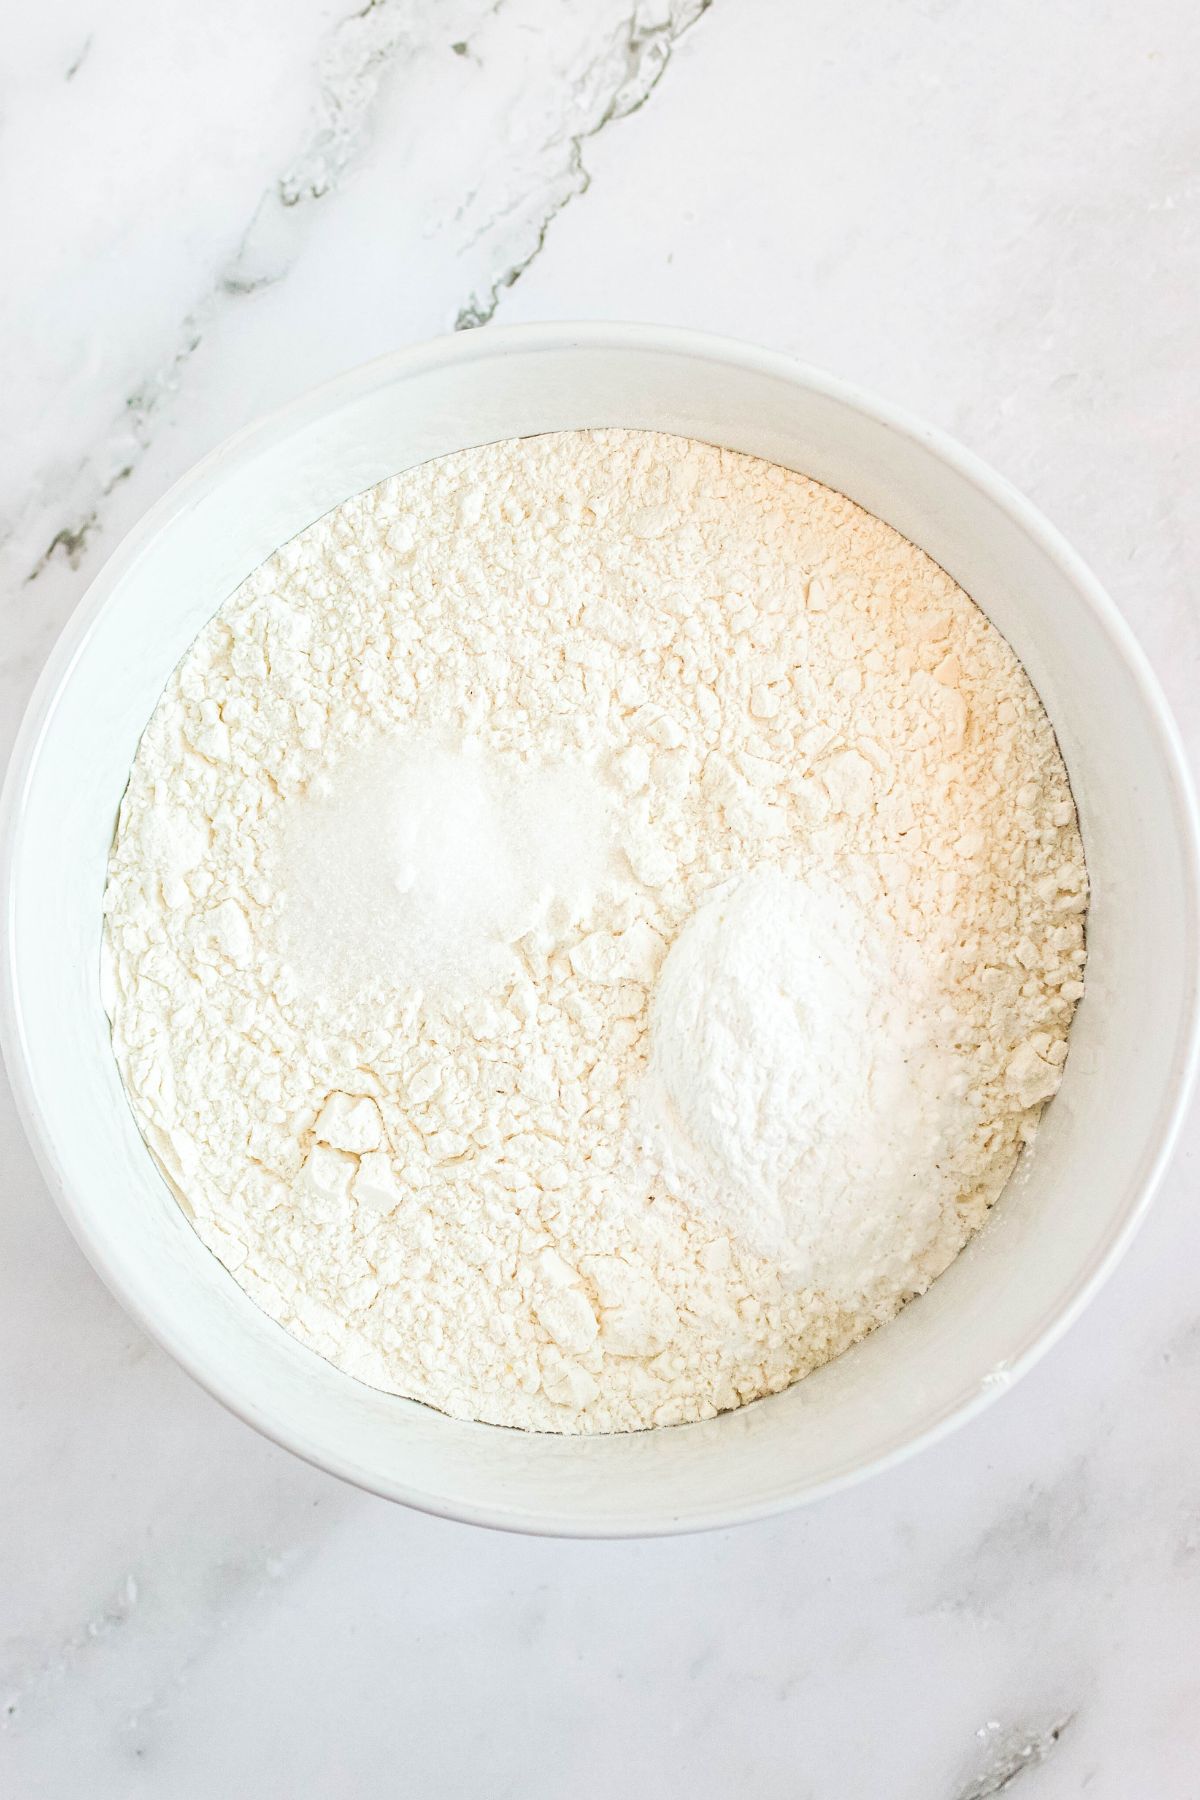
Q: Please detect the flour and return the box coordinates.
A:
[102,428,1088,1434]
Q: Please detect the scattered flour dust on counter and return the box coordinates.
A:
[102,429,1088,1434]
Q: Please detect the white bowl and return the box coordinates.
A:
[3,324,1198,1536]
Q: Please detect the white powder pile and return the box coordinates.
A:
[638,866,966,1297]
[102,429,1087,1434]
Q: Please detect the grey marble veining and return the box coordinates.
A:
[3,1,1199,1794]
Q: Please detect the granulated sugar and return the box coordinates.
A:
[102,429,1087,1433]
[273,737,615,1002]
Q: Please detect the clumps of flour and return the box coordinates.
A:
[102,428,1088,1434]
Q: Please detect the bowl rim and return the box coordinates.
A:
[3,320,1199,1536]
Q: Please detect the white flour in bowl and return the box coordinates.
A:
[102,429,1087,1433]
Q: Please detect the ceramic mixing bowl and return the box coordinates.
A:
[3,324,1197,1534]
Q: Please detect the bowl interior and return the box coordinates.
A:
[5,328,1197,1533]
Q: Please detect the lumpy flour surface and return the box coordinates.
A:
[102,430,1087,1433]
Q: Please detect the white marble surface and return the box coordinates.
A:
[3,2,1199,1793]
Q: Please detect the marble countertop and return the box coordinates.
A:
[3,2,1199,1794]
